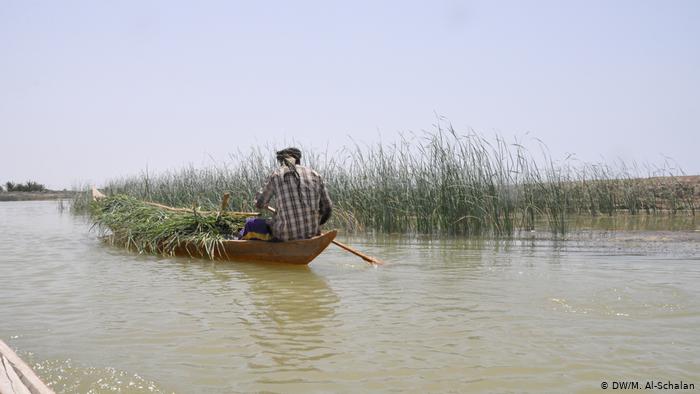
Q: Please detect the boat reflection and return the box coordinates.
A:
[213,262,340,374]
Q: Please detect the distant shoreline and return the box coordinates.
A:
[0,191,77,201]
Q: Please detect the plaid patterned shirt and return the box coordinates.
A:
[255,165,333,241]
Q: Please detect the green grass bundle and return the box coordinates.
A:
[91,195,249,258]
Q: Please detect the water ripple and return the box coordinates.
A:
[1,201,699,393]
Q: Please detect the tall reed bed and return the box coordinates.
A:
[86,127,695,236]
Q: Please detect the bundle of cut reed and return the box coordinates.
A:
[91,195,250,258]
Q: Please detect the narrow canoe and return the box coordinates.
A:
[0,340,54,394]
[171,230,338,265]
[90,187,337,265]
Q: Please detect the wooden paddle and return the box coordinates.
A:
[265,206,382,265]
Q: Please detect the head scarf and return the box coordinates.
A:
[276,147,302,164]
[276,147,306,205]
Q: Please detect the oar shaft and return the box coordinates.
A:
[331,239,381,264]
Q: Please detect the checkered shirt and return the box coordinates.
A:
[255,165,333,241]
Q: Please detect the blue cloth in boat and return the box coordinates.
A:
[239,218,272,241]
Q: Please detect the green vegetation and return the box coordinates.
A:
[0,181,75,201]
[91,195,249,258]
[80,127,696,236]
[4,181,46,192]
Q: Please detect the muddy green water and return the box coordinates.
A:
[1,201,699,393]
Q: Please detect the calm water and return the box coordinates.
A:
[1,201,699,393]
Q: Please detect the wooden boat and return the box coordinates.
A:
[91,187,336,264]
[171,230,337,265]
[0,340,54,394]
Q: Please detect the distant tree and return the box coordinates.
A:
[25,181,46,192]
[4,181,46,192]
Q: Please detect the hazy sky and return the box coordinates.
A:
[2,0,698,189]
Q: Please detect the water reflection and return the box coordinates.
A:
[568,213,698,232]
[213,263,340,375]
[3,201,700,393]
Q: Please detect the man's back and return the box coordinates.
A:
[256,164,332,241]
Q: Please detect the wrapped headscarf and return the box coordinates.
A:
[276,147,306,204]
[276,148,302,177]
[276,147,302,164]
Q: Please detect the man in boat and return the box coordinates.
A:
[254,147,333,241]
